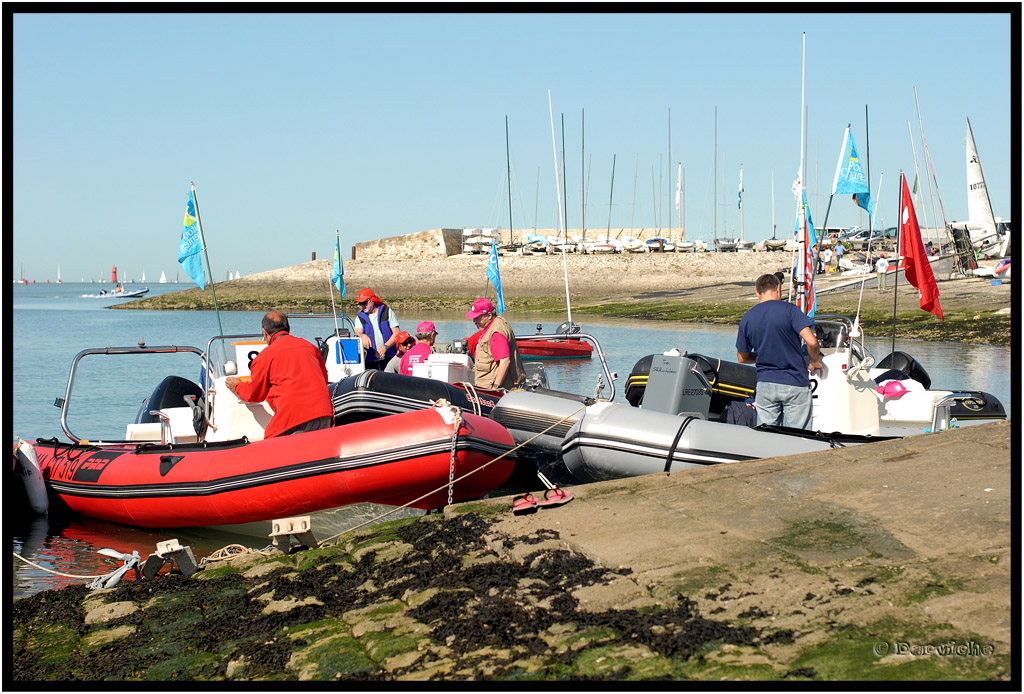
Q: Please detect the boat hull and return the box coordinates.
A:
[561,402,860,483]
[32,408,515,528]
[330,371,503,423]
[516,338,594,360]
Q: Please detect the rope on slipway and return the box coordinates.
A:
[13,552,106,580]
[314,401,588,547]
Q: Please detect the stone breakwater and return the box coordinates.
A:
[11,422,1012,682]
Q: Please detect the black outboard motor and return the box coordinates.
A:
[875,351,931,389]
[135,376,204,424]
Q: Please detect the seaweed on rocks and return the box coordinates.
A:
[14,511,779,681]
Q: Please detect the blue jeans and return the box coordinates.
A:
[755,381,812,429]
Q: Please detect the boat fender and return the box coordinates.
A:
[15,439,48,515]
[663,416,697,473]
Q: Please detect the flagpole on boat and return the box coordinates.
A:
[190,182,226,344]
[891,172,904,356]
[328,230,342,339]
[548,90,573,329]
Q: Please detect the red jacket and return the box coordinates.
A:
[234,332,332,438]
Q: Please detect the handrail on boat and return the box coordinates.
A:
[516,332,616,402]
[58,345,205,444]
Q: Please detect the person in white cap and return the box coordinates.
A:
[465,298,524,390]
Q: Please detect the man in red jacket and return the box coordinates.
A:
[224,312,333,437]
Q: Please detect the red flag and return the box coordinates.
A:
[899,174,943,320]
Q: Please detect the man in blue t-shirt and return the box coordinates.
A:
[736,274,823,429]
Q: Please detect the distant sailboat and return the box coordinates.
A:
[956,117,1007,258]
[159,271,168,284]
[56,265,62,284]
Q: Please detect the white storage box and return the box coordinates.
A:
[411,354,473,384]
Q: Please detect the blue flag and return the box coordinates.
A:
[831,127,874,217]
[486,240,505,315]
[179,189,205,289]
[331,235,345,298]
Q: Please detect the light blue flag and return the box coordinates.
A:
[831,127,874,217]
[486,240,505,315]
[331,235,345,298]
[179,190,205,289]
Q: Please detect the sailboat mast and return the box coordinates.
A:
[547,91,572,327]
[505,116,513,246]
[771,169,776,239]
[714,106,717,242]
[668,108,671,241]
[561,113,568,242]
[607,154,616,237]
[914,86,946,234]
[677,162,682,239]
[631,154,638,234]
[581,109,585,238]
[739,163,744,243]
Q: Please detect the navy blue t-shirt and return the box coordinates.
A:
[736,300,812,387]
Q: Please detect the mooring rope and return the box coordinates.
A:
[13,552,106,580]
[315,402,588,546]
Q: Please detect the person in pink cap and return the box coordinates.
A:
[400,320,439,376]
[465,298,524,390]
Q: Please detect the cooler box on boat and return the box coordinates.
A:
[411,354,474,384]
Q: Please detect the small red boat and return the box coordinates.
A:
[22,335,516,530]
[516,337,594,360]
[32,407,515,529]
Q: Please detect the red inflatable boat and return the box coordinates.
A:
[31,407,515,529]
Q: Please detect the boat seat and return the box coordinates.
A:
[125,407,199,444]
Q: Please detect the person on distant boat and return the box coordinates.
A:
[466,298,525,390]
[383,332,416,373]
[401,321,439,376]
[353,288,400,371]
[875,253,889,291]
[224,311,333,437]
[735,274,822,429]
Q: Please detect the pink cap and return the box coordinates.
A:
[416,320,438,334]
[466,298,495,321]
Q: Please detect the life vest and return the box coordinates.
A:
[358,305,396,363]
[474,315,525,389]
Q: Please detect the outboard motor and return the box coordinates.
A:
[136,376,204,424]
[640,354,712,419]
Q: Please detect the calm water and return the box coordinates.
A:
[11,282,1013,598]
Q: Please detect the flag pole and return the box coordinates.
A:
[328,231,341,338]
[890,173,903,356]
[190,182,226,350]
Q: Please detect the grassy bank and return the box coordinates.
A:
[118,290,1011,347]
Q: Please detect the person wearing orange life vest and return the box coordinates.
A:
[465,298,524,390]
[224,311,333,437]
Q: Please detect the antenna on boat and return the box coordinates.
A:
[548,90,573,329]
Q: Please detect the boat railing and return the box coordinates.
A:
[515,332,616,402]
[57,344,205,444]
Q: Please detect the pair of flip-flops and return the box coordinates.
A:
[512,487,574,514]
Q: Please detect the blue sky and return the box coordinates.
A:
[11,10,1014,282]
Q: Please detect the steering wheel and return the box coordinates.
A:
[686,353,719,388]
